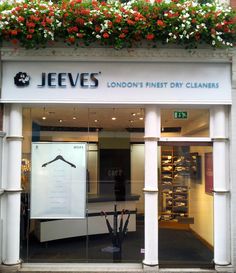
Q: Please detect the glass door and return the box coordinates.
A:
[158,143,214,268]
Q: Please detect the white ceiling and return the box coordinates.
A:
[23,107,209,133]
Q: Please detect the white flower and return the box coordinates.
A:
[1,10,11,15]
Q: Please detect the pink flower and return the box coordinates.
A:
[77,33,84,38]
[127,19,135,25]
[68,36,75,43]
[27,22,36,28]
[103,32,109,39]
[146,33,154,40]
[11,30,18,36]
[157,20,165,27]
[18,16,25,23]
[119,33,126,39]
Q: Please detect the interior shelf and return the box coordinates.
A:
[160,146,195,222]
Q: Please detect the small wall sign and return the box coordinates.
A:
[173,111,188,120]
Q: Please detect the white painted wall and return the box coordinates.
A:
[189,146,214,246]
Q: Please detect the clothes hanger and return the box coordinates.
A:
[42,155,76,168]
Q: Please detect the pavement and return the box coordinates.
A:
[1,263,235,273]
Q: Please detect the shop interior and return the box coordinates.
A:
[20,106,213,267]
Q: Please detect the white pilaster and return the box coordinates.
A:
[143,106,160,267]
[4,104,22,265]
[212,105,230,266]
[0,131,6,265]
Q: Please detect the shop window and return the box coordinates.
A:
[20,106,144,263]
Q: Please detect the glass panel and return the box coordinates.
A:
[86,108,144,262]
[158,143,214,268]
[20,106,144,263]
[21,106,89,262]
[161,109,209,137]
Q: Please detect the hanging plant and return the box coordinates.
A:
[0,0,235,49]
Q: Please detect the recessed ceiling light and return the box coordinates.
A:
[42,107,47,120]
[129,120,134,123]
[111,117,117,121]
[73,116,77,120]
[132,113,136,116]
[59,119,63,123]
[94,119,98,123]
[139,117,144,120]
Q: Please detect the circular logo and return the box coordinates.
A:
[14,72,30,87]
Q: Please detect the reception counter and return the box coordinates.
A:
[35,194,140,242]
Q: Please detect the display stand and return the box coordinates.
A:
[101,204,130,262]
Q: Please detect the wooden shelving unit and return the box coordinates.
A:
[160,146,191,221]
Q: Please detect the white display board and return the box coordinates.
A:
[1,61,231,104]
[30,142,87,219]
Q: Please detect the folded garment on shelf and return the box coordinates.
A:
[162,159,172,164]
[162,181,172,185]
[162,175,172,179]
[175,202,186,207]
[162,166,173,171]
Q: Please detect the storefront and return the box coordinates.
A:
[0,47,235,272]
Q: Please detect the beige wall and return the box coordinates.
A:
[131,144,144,214]
[189,146,214,246]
